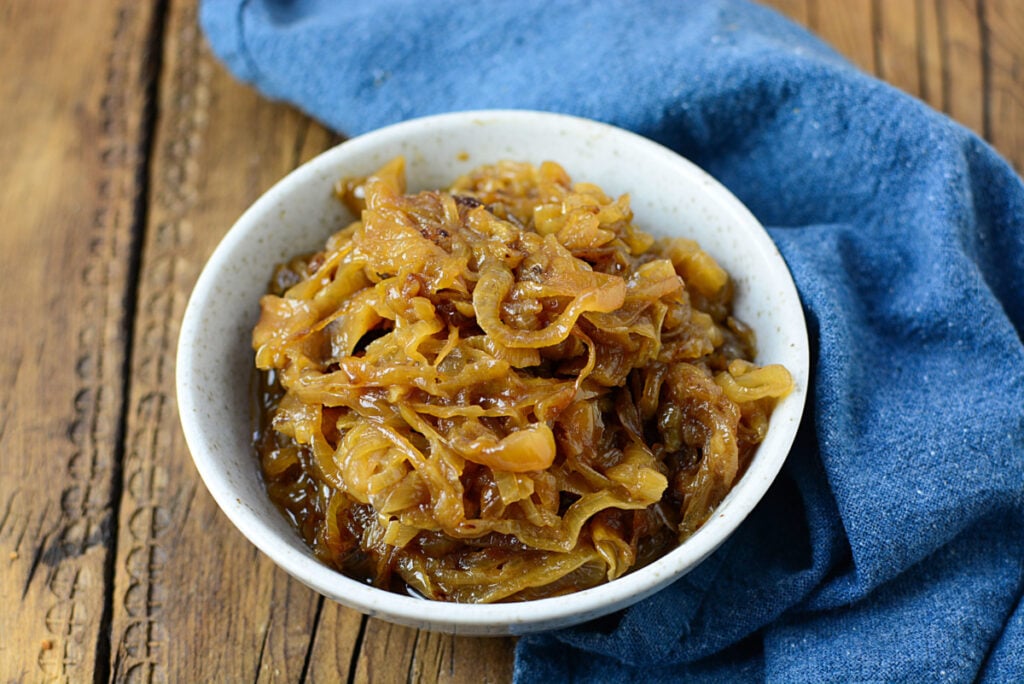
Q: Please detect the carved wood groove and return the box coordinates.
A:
[109,3,210,680]
[41,0,131,664]
[0,0,158,678]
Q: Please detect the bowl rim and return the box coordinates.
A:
[177,109,809,632]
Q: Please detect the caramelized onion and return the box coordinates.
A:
[253,158,793,602]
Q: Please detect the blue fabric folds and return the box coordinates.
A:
[200,1,1024,680]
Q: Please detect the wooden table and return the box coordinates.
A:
[1,1,1020,680]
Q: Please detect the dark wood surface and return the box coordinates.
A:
[1,0,1020,680]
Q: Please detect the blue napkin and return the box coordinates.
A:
[200,1,1024,680]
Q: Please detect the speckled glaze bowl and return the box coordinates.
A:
[176,110,809,635]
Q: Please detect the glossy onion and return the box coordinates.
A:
[252,159,793,602]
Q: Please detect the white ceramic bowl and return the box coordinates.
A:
[177,110,809,635]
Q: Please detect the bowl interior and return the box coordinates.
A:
[177,110,809,635]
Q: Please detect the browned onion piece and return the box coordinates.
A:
[473,261,626,349]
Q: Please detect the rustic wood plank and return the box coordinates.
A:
[303,604,365,682]
[806,0,878,74]
[249,582,325,683]
[918,0,947,111]
[350,620,420,682]
[410,632,517,683]
[0,1,158,680]
[983,0,1024,172]
[938,0,986,134]
[762,0,810,25]
[875,0,923,97]
[106,0,339,680]
[347,620,516,684]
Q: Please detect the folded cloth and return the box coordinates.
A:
[200,0,1024,680]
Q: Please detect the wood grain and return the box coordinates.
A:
[939,0,986,134]
[106,1,338,680]
[346,620,514,683]
[875,0,923,97]
[806,0,878,73]
[0,1,158,680]
[764,0,810,25]
[918,0,947,110]
[303,603,365,682]
[983,0,1024,171]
